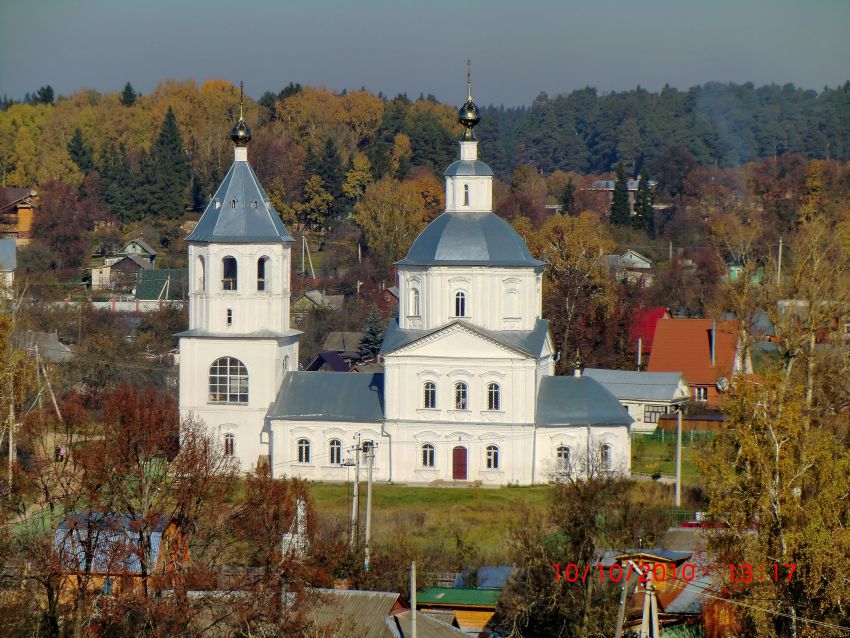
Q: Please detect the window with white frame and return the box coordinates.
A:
[487,383,501,411]
[297,438,311,464]
[208,357,248,404]
[556,445,570,469]
[195,255,206,293]
[694,387,709,402]
[454,291,466,317]
[424,381,437,409]
[329,439,342,465]
[410,287,420,317]
[224,433,235,456]
[644,404,668,423]
[257,257,269,291]
[486,444,500,470]
[463,183,470,206]
[600,444,613,471]
[421,443,435,468]
[454,382,468,410]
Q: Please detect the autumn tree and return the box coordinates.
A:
[698,376,850,638]
[30,181,90,271]
[353,177,429,273]
[525,212,616,372]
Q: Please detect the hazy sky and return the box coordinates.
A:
[2,0,848,106]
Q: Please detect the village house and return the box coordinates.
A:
[0,187,36,245]
[629,306,671,367]
[54,513,188,599]
[584,368,689,433]
[647,319,750,407]
[290,289,345,322]
[605,249,654,286]
[584,178,656,216]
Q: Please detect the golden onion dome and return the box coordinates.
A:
[230,118,252,146]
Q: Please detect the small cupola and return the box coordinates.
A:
[230,82,252,161]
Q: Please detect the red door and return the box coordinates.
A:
[452,446,468,480]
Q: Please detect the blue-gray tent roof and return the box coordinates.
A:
[186,160,293,244]
[396,212,543,268]
[55,513,168,574]
[444,159,494,177]
[267,372,384,422]
[0,239,16,270]
[380,318,550,358]
[536,376,633,427]
[584,368,686,402]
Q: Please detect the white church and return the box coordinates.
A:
[178,81,632,486]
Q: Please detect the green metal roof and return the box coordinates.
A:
[134,268,187,300]
[416,587,501,608]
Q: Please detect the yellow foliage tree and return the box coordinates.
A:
[354,177,429,271]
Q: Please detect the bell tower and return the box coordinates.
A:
[179,83,300,471]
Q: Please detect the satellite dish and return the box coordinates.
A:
[716,377,730,392]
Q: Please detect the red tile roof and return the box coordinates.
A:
[647,319,739,385]
[629,307,670,353]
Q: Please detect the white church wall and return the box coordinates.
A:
[188,242,292,333]
[398,266,541,332]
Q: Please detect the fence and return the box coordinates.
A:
[632,429,715,446]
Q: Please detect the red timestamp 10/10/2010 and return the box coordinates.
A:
[728,563,797,583]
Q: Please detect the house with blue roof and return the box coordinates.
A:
[178,80,632,485]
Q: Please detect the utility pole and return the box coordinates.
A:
[349,433,361,548]
[410,561,417,638]
[364,441,375,571]
[777,237,783,283]
[675,405,683,508]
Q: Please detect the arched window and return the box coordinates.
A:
[329,439,342,465]
[209,357,248,404]
[421,444,435,468]
[224,433,235,456]
[230,199,237,208]
[487,383,501,411]
[410,288,420,317]
[257,257,269,291]
[195,255,206,293]
[601,444,613,471]
[424,382,437,409]
[486,444,500,470]
[454,382,468,410]
[251,200,258,209]
[222,257,237,290]
[297,438,311,464]
[454,291,466,317]
[556,445,571,469]
[283,355,290,372]
[463,183,470,206]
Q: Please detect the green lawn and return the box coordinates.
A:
[308,482,551,553]
[630,433,705,486]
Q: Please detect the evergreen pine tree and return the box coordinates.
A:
[121,82,137,107]
[98,141,135,221]
[560,178,576,215]
[34,85,55,105]
[609,163,630,226]
[357,306,385,362]
[632,172,655,237]
[151,106,190,219]
[67,128,94,173]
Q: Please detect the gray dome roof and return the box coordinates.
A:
[444,159,494,177]
[397,212,543,267]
